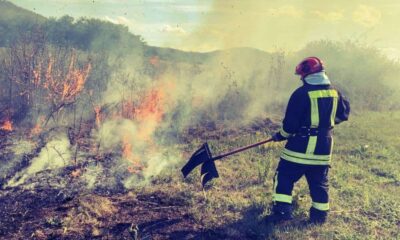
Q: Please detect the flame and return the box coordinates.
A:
[149,56,160,66]
[61,58,91,101]
[98,80,176,175]
[45,57,53,88]
[122,135,133,159]
[30,116,45,136]
[43,54,91,104]
[94,106,102,128]
[120,82,173,173]
[134,89,165,122]
[32,61,41,87]
[118,82,173,142]
[133,85,171,143]
[122,135,143,174]
[0,120,13,131]
[71,169,81,178]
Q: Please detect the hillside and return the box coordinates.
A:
[0,0,46,46]
[0,0,45,22]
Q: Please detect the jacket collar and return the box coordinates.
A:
[304,71,331,85]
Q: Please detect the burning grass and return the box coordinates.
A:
[0,112,279,239]
[0,119,13,131]
[0,110,399,239]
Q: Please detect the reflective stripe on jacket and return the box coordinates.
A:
[277,83,350,165]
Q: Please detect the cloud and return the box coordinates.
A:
[353,5,381,27]
[104,16,132,26]
[313,10,344,22]
[104,15,148,33]
[173,4,211,13]
[265,5,304,18]
[160,24,186,35]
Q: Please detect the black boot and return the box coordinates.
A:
[265,202,293,224]
[309,207,328,224]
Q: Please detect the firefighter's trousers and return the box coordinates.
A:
[272,159,330,212]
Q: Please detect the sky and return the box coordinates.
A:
[10,0,400,58]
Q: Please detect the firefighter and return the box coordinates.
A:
[267,57,350,224]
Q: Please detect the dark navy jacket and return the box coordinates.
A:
[277,83,350,165]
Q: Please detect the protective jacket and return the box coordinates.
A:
[276,82,350,165]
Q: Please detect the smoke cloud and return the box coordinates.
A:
[2,2,400,192]
[6,133,71,187]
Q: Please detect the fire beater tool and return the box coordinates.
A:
[181,138,273,187]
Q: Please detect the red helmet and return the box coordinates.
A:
[295,57,324,78]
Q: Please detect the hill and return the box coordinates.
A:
[0,0,45,22]
[0,0,46,46]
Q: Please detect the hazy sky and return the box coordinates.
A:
[10,0,400,58]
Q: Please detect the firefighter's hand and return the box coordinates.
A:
[272,132,285,142]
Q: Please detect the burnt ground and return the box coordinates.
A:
[0,188,216,240]
[0,117,281,240]
[0,185,283,240]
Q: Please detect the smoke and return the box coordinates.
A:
[0,139,35,184]
[5,38,398,191]
[0,4,296,191]
[122,149,181,189]
[83,115,182,189]
[179,2,305,52]
[73,29,294,189]
[2,3,400,192]
[84,73,183,188]
[81,164,104,190]
[75,45,289,189]
[6,133,71,187]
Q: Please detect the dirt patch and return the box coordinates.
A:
[0,187,215,239]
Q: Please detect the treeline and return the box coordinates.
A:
[0,1,144,52]
[44,16,144,53]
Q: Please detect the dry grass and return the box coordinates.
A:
[1,111,399,239]
[62,195,118,236]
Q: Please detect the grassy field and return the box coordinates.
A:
[1,111,399,239]
[149,111,400,239]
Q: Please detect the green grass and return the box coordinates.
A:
[146,111,400,239]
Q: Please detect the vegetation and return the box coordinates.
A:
[149,111,400,239]
[1,2,400,127]
[296,40,400,110]
[0,1,399,239]
[1,111,398,239]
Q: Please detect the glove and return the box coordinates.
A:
[272,132,285,142]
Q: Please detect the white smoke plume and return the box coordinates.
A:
[6,133,71,188]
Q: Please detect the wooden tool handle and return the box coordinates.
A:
[212,138,273,160]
